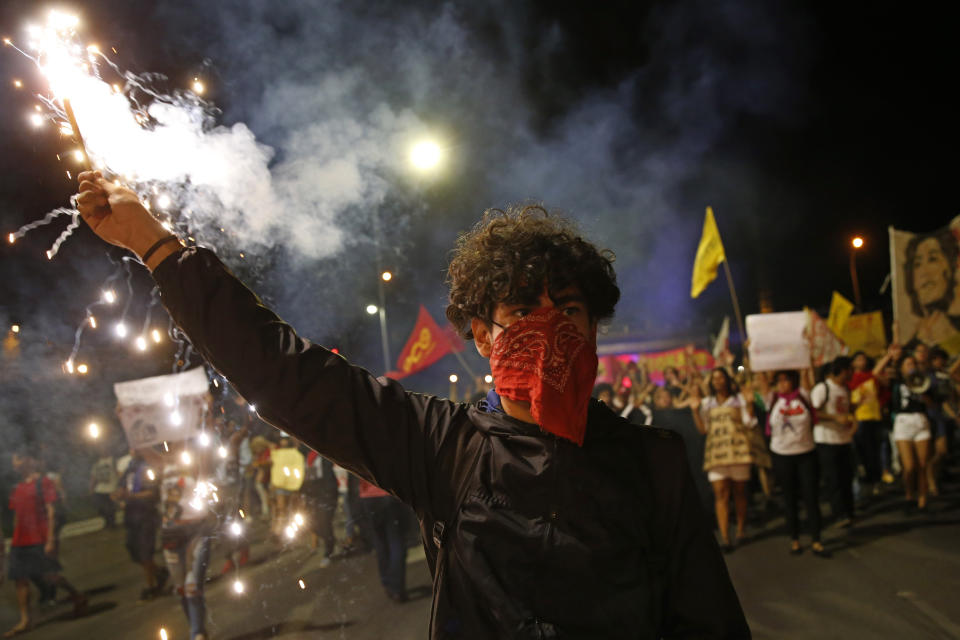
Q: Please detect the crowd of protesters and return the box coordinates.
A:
[1,392,415,640]
[3,338,957,636]
[594,341,958,557]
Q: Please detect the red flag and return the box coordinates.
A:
[386,306,455,379]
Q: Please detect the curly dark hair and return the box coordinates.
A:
[445,204,620,339]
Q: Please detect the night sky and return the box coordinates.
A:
[0,0,957,444]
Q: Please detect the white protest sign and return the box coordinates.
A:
[746,312,811,372]
[114,367,210,449]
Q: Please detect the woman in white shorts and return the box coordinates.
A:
[892,354,932,510]
[691,368,758,552]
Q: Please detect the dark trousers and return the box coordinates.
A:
[361,495,408,597]
[817,442,855,520]
[853,420,883,485]
[93,492,117,527]
[773,450,821,542]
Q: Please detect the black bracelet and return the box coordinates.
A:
[141,234,181,264]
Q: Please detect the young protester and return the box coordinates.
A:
[160,446,215,640]
[90,446,119,528]
[302,451,340,565]
[690,368,758,552]
[766,371,827,556]
[76,175,749,638]
[359,478,412,603]
[4,447,88,637]
[811,357,857,526]
[926,347,954,496]
[848,352,886,497]
[114,448,168,601]
[887,351,933,509]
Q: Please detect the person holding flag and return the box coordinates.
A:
[75,172,749,639]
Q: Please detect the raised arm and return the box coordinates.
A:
[75,173,458,515]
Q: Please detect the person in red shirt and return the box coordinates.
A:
[5,447,87,637]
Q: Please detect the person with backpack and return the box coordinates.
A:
[767,370,827,557]
[811,357,857,527]
[75,176,750,638]
[4,446,88,637]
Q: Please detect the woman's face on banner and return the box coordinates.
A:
[912,237,951,306]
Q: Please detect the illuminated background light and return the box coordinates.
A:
[409,140,442,171]
[366,304,378,315]
[449,374,458,383]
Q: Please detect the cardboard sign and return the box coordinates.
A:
[746,312,810,372]
[114,368,210,449]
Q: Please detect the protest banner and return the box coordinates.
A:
[746,312,810,372]
[890,216,960,355]
[806,308,848,367]
[827,291,854,336]
[114,367,210,449]
[597,347,715,385]
[841,311,887,357]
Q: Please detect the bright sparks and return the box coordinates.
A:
[151,329,163,343]
[294,512,304,526]
[198,432,211,447]
[159,628,168,640]
[229,521,243,536]
[180,450,191,465]
[217,446,228,459]
[192,78,205,94]
[156,193,171,209]
[87,422,100,438]
[13,79,22,88]
[135,335,148,351]
[88,315,97,328]
[29,113,43,127]
[232,579,244,594]
[409,140,442,171]
[146,468,156,481]
[114,322,127,338]
[298,579,306,590]
[102,289,117,304]
[170,411,183,427]
[73,149,85,162]
[77,363,88,374]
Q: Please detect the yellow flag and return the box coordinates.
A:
[827,291,854,336]
[691,206,726,298]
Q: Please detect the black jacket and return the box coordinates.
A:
[153,248,750,639]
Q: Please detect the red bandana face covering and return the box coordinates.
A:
[489,307,599,446]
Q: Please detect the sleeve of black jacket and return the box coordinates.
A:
[660,436,751,639]
[152,247,457,517]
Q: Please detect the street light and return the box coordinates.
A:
[449,374,458,383]
[11,324,19,333]
[850,235,864,312]
[410,140,442,171]
[381,271,392,282]
[366,304,379,315]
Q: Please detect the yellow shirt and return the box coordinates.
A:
[851,377,882,422]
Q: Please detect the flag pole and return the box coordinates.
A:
[452,350,477,380]
[721,258,747,350]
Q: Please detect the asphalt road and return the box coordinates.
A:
[2,477,959,639]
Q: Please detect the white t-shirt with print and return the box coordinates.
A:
[811,379,854,445]
[768,390,816,455]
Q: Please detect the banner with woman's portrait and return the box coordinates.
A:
[890,216,960,355]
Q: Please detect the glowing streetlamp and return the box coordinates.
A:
[484,374,493,384]
[11,324,19,333]
[409,140,442,171]
[366,304,378,315]
[850,235,864,311]
[381,271,392,282]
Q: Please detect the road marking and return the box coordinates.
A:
[897,591,960,637]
